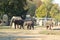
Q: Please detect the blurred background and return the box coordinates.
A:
[0,0,60,26]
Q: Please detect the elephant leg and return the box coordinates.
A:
[22,25,24,29]
[15,24,16,29]
[32,25,34,30]
[46,26,49,29]
[49,25,51,30]
[30,25,31,30]
[20,25,24,29]
[27,25,29,29]
[27,25,29,30]
[32,24,34,30]
[17,25,19,28]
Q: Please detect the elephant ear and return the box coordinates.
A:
[10,17,15,26]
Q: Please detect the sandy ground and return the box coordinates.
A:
[0,26,60,40]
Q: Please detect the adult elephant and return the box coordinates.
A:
[46,20,53,30]
[24,17,35,30]
[10,16,24,29]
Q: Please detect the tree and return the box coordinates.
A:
[41,0,52,5]
[0,0,27,19]
[26,0,42,17]
[35,4,47,18]
[27,4,36,17]
[55,13,60,21]
[35,0,54,18]
[50,4,59,18]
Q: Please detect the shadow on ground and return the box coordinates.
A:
[53,28,60,30]
[0,35,41,40]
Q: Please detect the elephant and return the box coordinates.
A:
[10,16,24,29]
[24,18,35,30]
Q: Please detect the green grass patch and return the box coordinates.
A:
[0,26,10,29]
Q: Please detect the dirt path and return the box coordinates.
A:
[0,26,60,40]
[0,34,60,40]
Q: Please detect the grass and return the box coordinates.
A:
[39,30,60,35]
[0,26,60,35]
[0,26,10,29]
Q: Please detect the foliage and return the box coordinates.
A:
[41,0,52,5]
[0,0,27,19]
[27,4,36,17]
[35,0,60,20]
[55,13,60,21]
[35,0,53,18]
[50,4,59,18]
[35,4,47,18]
[27,0,42,17]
